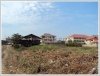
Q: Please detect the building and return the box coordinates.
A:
[65,34,98,46]
[65,34,88,44]
[41,33,56,44]
[20,34,41,47]
[85,35,98,46]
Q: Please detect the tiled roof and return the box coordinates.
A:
[70,34,88,38]
[86,35,98,40]
[86,36,98,42]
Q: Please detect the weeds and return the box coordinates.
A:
[2,44,98,74]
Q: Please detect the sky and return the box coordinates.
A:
[1,1,98,40]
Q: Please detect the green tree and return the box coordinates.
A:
[11,33,22,45]
[68,40,72,43]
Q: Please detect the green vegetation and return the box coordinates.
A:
[2,44,98,74]
[66,42,82,47]
[11,33,22,48]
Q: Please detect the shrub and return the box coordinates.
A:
[66,43,82,47]
[11,33,22,45]
[13,44,20,49]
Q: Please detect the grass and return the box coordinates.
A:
[28,44,59,52]
[2,44,98,74]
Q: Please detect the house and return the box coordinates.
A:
[65,34,98,47]
[85,35,98,46]
[65,34,88,44]
[20,34,41,47]
[41,33,56,44]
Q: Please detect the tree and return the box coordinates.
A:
[68,40,72,43]
[6,36,12,44]
[11,33,22,45]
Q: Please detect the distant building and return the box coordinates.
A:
[41,33,56,44]
[65,34,87,44]
[85,35,98,46]
[20,34,41,47]
[65,34,98,47]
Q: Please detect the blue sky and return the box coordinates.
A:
[1,1,98,39]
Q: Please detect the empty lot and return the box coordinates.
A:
[2,44,98,74]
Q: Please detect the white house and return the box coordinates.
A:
[65,34,98,47]
[41,33,56,44]
[65,34,88,44]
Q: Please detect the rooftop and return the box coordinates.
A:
[23,34,41,39]
[70,34,88,38]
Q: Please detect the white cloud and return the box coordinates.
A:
[1,1,54,25]
[1,1,55,39]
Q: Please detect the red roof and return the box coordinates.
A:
[86,35,98,40]
[70,34,88,38]
[86,36,98,43]
[69,34,98,43]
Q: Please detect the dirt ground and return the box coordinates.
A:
[2,44,98,74]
